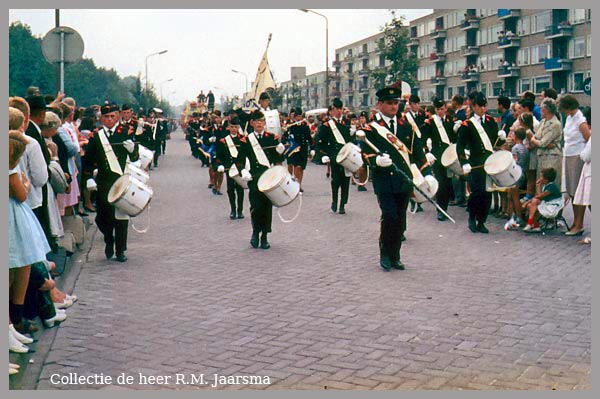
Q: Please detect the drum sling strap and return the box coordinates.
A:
[405,112,422,139]
[248,133,271,167]
[329,120,346,146]
[99,129,123,175]
[225,135,238,158]
[469,116,494,153]
[369,121,417,179]
[433,115,451,145]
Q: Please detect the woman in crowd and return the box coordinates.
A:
[573,108,591,244]
[527,99,563,186]
[55,103,81,217]
[519,112,538,199]
[559,95,591,236]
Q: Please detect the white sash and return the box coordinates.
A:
[98,130,123,175]
[405,112,422,139]
[369,121,411,170]
[225,135,238,158]
[469,116,494,153]
[248,133,270,167]
[329,120,346,145]
[433,115,451,145]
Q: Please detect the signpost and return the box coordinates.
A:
[41,26,85,92]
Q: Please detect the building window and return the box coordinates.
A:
[518,16,531,36]
[533,76,551,94]
[479,83,487,97]
[532,44,551,64]
[569,37,586,58]
[491,81,504,97]
[588,35,592,56]
[519,78,531,94]
[518,47,531,65]
[458,86,465,96]
[533,11,552,34]
[569,72,587,92]
[569,9,587,24]
[447,87,454,100]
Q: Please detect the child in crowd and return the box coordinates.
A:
[522,167,563,233]
[505,128,530,230]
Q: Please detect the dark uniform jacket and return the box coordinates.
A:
[283,121,311,156]
[318,117,353,162]
[456,114,499,168]
[363,113,431,195]
[237,131,283,180]
[420,115,457,160]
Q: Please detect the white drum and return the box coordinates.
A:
[264,109,282,136]
[229,164,248,189]
[336,143,364,173]
[484,150,522,188]
[138,145,155,170]
[441,144,464,176]
[107,174,153,217]
[258,165,300,207]
[125,162,150,185]
[410,164,438,204]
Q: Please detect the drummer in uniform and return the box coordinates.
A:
[258,92,271,112]
[360,86,435,271]
[356,111,370,192]
[405,95,427,213]
[216,117,246,219]
[120,104,137,130]
[456,92,501,234]
[237,110,286,249]
[421,98,457,221]
[209,111,227,195]
[187,112,201,158]
[84,104,140,262]
[283,107,311,191]
[319,98,353,214]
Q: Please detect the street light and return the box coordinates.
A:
[231,69,249,100]
[299,9,329,107]
[160,78,174,102]
[145,49,168,93]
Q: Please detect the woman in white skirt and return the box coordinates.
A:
[574,132,591,244]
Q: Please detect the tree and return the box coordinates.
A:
[265,86,283,110]
[370,11,419,91]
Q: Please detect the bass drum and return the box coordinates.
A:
[484,150,522,188]
[258,165,299,207]
[264,109,282,136]
[336,143,363,173]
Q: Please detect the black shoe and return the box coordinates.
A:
[437,212,447,221]
[476,223,489,234]
[300,188,304,193]
[105,244,114,260]
[358,186,367,192]
[379,256,392,272]
[237,212,245,219]
[208,184,213,189]
[401,234,406,242]
[416,204,424,213]
[331,203,337,213]
[115,253,128,262]
[260,234,270,250]
[230,211,237,220]
[212,188,217,195]
[391,259,405,270]
[216,191,223,196]
[338,206,346,214]
[468,218,477,233]
[250,231,259,248]
[84,206,96,213]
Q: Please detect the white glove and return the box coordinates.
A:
[86,178,98,191]
[376,154,393,168]
[321,156,330,164]
[310,149,316,157]
[425,152,436,166]
[241,169,253,182]
[497,130,507,141]
[352,143,362,153]
[123,139,135,153]
[276,143,286,154]
[209,136,216,143]
[453,120,462,133]
[350,126,357,136]
[462,163,472,174]
[217,165,225,173]
[93,168,98,179]
[424,175,439,196]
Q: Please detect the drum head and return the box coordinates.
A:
[484,151,513,174]
[258,165,286,192]
[336,143,351,163]
[107,175,131,203]
[441,144,457,167]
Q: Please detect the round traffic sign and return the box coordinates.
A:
[41,26,84,64]
[583,77,591,96]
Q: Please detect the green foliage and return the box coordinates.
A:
[9,21,172,115]
[370,11,419,91]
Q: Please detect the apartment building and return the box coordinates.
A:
[279,67,329,112]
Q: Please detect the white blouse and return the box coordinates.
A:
[563,109,588,156]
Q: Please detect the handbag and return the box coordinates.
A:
[48,160,68,194]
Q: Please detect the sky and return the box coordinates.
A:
[9,9,432,106]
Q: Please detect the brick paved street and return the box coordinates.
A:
[26,132,591,390]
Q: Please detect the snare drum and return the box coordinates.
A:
[484,150,522,188]
[257,165,300,207]
[107,174,153,217]
[410,164,438,203]
[336,143,364,173]
[138,145,155,170]
[441,144,464,176]
[229,164,248,189]
[125,162,150,185]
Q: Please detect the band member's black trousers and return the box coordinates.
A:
[330,163,350,206]
[376,191,410,261]
[432,162,453,211]
[248,181,272,234]
[467,167,492,223]
[153,140,162,167]
[96,190,128,254]
[226,175,244,213]
[161,140,166,154]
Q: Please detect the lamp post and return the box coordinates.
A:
[299,9,329,107]
[160,78,174,102]
[145,49,168,94]
[231,69,249,100]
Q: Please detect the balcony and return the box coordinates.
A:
[461,17,480,31]
[430,52,446,63]
[409,37,420,47]
[461,45,480,57]
[358,68,370,76]
[358,50,369,58]
[333,59,341,67]
[498,36,521,49]
[330,90,342,97]
[545,24,574,40]
[497,66,520,78]
[430,76,447,86]
[430,28,447,40]
[359,84,370,93]
[498,9,520,20]
[461,71,480,82]
[344,54,353,61]
[544,58,573,72]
